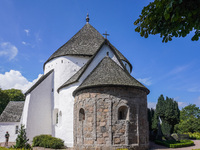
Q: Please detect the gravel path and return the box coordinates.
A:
[1,140,200,150]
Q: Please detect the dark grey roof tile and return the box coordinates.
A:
[73,57,149,96]
[0,101,24,122]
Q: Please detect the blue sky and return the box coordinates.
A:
[0,0,199,109]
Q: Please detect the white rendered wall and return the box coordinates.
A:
[0,122,19,142]
[54,83,79,147]
[21,94,30,128]
[44,56,89,147]
[44,56,89,108]
[25,72,54,141]
[122,60,131,73]
[79,44,123,83]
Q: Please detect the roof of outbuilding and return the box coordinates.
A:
[44,23,132,70]
[0,101,24,122]
[73,57,149,96]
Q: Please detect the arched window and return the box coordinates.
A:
[79,108,85,121]
[118,106,128,120]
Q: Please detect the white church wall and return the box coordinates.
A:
[44,56,89,109]
[25,72,54,142]
[122,60,131,73]
[21,94,30,128]
[79,44,122,83]
[0,122,19,143]
[54,83,79,147]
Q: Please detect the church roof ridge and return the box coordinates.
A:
[0,101,24,122]
[43,23,132,71]
[43,23,105,68]
[73,57,149,96]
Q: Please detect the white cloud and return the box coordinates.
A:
[0,42,18,60]
[187,86,200,92]
[22,41,27,45]
[178,101,188,109]
[148,102,156,109]
[24,29,30,36]
[168,65,190,76]
[0,70,42,93]
[137,77,152,86]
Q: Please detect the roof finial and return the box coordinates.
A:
[86,13,89,23]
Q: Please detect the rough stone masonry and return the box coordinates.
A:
[74,87,149,150]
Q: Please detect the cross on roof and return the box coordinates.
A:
[103,31,109,39]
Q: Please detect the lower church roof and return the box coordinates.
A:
[73,57,149,96]
[0,101,24,122]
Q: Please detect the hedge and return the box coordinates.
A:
[186,132,200,140]
[155,139,194,148]
[32,135,64,149]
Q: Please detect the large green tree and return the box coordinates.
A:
[3,89,25,102]
[175,104,200,133]
[0,88,9,115]
[134,0,200,42]
[156,95,180,136]
[0,88,25,115]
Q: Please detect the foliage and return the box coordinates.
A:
[148,108,155,131]
[0,88,9,114]
[14,124,31,149]
[0,88,25,115]
[156,95,180,136]
[134,0,200,42]
[175,104,200,133]
[186,132,200,140]
[3,89,25,102]
[32,134,64,149]
[152,110,158,132]
[155,139,194,148]
[181,104,200,120]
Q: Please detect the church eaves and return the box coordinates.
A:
[43,23,132,71]
[57,39,131,92]
[73,57,149,96]
[0,101,24,122]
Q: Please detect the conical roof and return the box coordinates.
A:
[73,57,149,96]
[44,23,131,69]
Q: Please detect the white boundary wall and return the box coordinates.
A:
[0,122,19,143]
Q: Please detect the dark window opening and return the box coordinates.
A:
[106,52,109,56]
[118,106,128,120]
[79,108,85,121]
[15,126,19,134]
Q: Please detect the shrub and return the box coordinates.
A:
[186,132,200,140]
[14,124,32,150]
[32,134,64,149]
[155,139,194,148]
